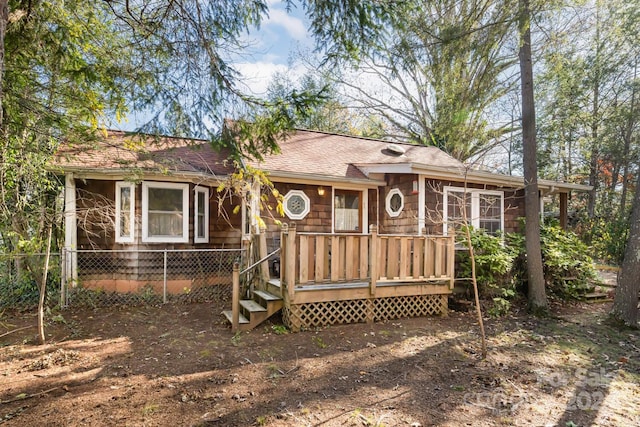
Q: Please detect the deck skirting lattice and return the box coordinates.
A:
[283,294,447,331]
[374,294,447,320]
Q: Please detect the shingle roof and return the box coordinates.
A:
[53,128,462,182]
[53,130,236,176]
[53,128,591,193]
[245,129,463,180]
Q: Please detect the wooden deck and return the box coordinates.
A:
[228,224,456,332]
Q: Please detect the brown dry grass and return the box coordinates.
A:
[0,301,638,426]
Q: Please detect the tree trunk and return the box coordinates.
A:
[611,171,640,327]
[0,0,8,130]
[619,61,637,216]
[587,2,602,219]
[519,0,547,314]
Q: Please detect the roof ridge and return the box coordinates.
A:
[105,129,212,144]
[291,127,422,147]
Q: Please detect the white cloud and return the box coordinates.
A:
[265,9,307,40]
[235,61,306,96]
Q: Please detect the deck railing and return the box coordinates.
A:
[280,223,455,300]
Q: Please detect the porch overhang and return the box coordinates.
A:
[266,170,386,189]
[353,162,593,193]
[51,166,228,186]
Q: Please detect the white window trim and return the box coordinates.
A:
[115,181,135,243]
[283,189,310,220]
[142,181,189,243]
[331,188,368,234]
[443,186,504,235]
[194,186,209,244]
[385,188,404,218]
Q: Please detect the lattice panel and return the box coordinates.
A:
[284,299,371,331]
[374,294,447,320]
[284,294,448,331]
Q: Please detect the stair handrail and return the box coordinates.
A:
[240,247,281,276]
[232,247,281,332]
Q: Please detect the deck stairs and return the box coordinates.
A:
[223,287,283,332]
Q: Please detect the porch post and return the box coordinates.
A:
[280,223,288,287]
[64,173,77,287]
[369,225,378,297]
[250,180,260,232]
[418,174,426,235]
[447,227,455,290]
[232,262,240,332]
[259,226,270,283]
[286,223,297,301]
[559,192,568,230]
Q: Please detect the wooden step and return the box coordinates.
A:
[253,290,281,302]
[222,310,249,325]
[266,279,282,297]
[239,299,267,313]
[585,292,609,299]
[224,286,284,332]
[584,292,613,303]
[267,279,281,287]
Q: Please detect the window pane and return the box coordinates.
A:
[390,193,402,212]
[196,194,206,238]
[119,186,131,237]
[286,195,306,215]
[148,212,183,236]
[148,187,184,237]
[479,194,501,234]
[335,192,360,231]
[447,191,471,225]
[479,219,501,234]
[148,187,183,211]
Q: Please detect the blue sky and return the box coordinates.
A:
[117,1,311,131]
[235,0,313,96]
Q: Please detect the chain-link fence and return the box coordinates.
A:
[62,248,245,308]
[0,253,61,310]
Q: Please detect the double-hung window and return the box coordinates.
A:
[194,186,209,243]
[443,187,503,235]
[115,182,135,243]
[142,182,189,243]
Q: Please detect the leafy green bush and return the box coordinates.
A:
[457,227,517,298]
[510,224,598,299]
[0,259,61,310]
[457,224,599,309]
[541,225,598,298]
[577,216,628,265]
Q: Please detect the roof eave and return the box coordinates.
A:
[266,170,385,188]
[409,164,592,193]
[53,166,229,184]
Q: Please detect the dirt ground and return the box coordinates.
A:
[0,297,638,427]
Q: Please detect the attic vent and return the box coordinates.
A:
[386,144,406,156]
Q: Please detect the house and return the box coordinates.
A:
[52,127,590,330]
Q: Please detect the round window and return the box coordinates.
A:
[283,190,310,220]
[385,188,404,217]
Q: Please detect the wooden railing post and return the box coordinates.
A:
[369,225,378,297]
[232,262,240,332]
[280,223,288,287]
[286,223,297,301]
[448,227,456,289]
[259,226,270,284]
